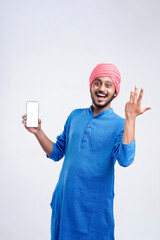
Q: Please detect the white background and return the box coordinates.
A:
[1,0,160,239]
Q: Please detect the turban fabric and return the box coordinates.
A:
[89,63,121,98]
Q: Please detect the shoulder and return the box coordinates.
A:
[111,111,125,130]
[64,108,88,128]
[112,111,125,122]
[65,107,88,122]
[69,107,89,117]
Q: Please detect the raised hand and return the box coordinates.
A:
[125,86,151,120]
[22,114,42,135]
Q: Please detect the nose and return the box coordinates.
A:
[98,83,106,92]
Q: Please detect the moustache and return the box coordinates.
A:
[96,91,108,98]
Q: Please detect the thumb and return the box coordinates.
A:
[141,107,152,114]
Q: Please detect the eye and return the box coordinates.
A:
[95,81,100,86]
[105,83,111,88]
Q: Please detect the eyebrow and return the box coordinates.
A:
[94,78,113,84]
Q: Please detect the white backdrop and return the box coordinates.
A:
[1,0,160,239]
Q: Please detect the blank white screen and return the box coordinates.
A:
[26,101,39,127]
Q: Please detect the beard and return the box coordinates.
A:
[91,91,115,109]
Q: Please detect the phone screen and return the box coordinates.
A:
[26,101,39,127]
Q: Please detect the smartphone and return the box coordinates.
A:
[26,101,39,127]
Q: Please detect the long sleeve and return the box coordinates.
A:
[112,129,136,167]
[46,111,73,162]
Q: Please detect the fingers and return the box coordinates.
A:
[22,114,26,120]
[130,86,142,104]
[128,86,151,117]
[134,86,138,103]
[130,90,134,104]
[22,114,27,127]
[22,114,41,128]
[22,119,26,126]
[137,88,144,105]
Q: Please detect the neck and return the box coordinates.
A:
[91,104,111,116]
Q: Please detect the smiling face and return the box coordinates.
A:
[90,76,116,110]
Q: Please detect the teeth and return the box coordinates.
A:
[97,94,105,97]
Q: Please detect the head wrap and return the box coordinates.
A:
[89,63,121,97]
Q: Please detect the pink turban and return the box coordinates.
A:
[89,63,121,97]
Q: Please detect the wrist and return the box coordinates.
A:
[125,114,136,121]
[34,129,43,138]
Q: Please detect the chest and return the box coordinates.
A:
[67,115,118,151]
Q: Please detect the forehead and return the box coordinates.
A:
[94,76,113,83]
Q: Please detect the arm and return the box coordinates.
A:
[122,86,151,144]
[22,111,73,161]
[113,129,136,167]
[22,114,53,156]
[113,86,151,167]
[35,129,53,156]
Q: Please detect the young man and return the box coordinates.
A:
[22,63,151,240]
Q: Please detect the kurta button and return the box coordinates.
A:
[88,125,90,127]
[92,117,94,119]
[85,135,87,137]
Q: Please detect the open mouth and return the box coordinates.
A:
[96,93,107,101]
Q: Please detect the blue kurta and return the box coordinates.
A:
[47,106,135,240]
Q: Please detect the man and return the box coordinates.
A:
[22,63,151,240]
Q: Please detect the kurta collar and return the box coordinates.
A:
[89,105,114,117]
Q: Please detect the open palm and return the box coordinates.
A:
[125,86,151,119]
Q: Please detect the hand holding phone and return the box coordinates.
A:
[22,103,53,155]
[22,101,41,135]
